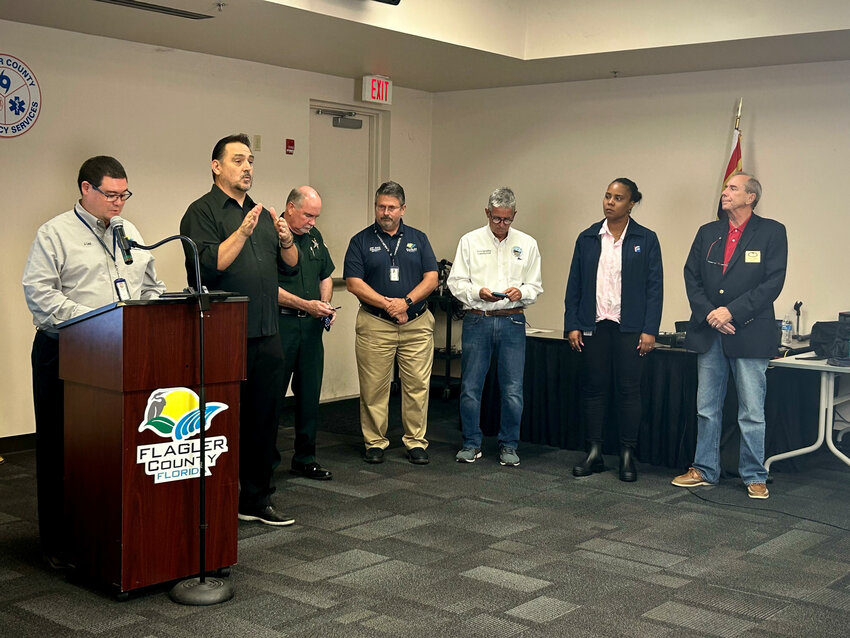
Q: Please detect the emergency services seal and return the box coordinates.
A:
[0,54,41,138]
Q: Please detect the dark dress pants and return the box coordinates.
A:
[581,320,645,446]
[239,335,285,511]
[279,315,325,465]
[31,331,65,559]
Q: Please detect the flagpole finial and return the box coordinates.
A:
[735,97,743,130]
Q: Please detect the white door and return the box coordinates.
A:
[309,105,376,400]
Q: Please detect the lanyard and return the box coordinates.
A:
[373,227,403,265]
[74,207,123,278]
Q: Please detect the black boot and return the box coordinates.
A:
[619,445,637,482]
[573,442,604,477]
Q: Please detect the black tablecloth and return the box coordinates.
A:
[480,334,820,473]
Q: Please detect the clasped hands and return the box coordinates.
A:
[706,306,735,334]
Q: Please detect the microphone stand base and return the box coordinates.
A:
[169,576,234,606]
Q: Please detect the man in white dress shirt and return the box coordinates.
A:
[22,156,165,567]
[447,187,543,466]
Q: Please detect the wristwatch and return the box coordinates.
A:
[404,296,413,307]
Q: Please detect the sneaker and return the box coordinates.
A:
[407,447,430,465]
[671,467,712,487]
[747,483,770,499]
[237,505,295,526]
[456,447,482,463]
[499,446,520,467]
[364,447,384,464]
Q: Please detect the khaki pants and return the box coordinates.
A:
[355,308,434,450]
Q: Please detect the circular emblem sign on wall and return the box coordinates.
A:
[0,54,41,138]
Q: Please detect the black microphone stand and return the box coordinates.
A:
[128,236,234,606]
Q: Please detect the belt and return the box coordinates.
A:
[279,307,309,318]
[467,307,525,317]
[361,303,426,323]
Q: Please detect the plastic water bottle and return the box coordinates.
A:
[781,314,793,347]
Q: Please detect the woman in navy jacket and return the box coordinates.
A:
[563,178,663,481]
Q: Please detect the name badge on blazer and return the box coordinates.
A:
[745,250,761,263]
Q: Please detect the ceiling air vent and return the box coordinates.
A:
[92,0,214,20]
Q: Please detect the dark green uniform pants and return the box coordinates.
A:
[279,314,325,464]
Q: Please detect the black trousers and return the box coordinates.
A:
[31,331,64,558]
[239,335,285,511]
[278,315,325,464]
[581,320,645,446]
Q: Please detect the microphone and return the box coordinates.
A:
[111,216,134,265]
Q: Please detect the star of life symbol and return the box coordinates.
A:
[0,54,42,138]
[135,387,229,484]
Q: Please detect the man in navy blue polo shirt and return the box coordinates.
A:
[343,181,438,464]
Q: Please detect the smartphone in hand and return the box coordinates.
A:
[491,291,508,299]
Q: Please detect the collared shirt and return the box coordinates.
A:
[180,184,284,338]
[722,214,751,274]
[595,219,628,323]
[446,224,543,311]
[343,220,437,317]
[279,227,335,301]
[22,203,166,332]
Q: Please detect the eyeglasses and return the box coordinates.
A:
[706,236,729,267]
[488,214,514,225]
[376,205,401,213]
[91,183,133,202]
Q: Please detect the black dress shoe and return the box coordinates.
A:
[290,461,333,480]
[364,447,384,464]
[572,441,605,477]
[407,447,429,465]
[237,504,295,526]
[619,446,637,482]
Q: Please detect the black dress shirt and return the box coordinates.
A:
[180,184,284,338]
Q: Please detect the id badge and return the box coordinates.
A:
[114,277,130,301]
[389,266,400,282]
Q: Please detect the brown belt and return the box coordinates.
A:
[467,307,524,317]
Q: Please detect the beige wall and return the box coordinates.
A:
[0,20,432,438]
[3,19,850,440]
[429,61,850,338]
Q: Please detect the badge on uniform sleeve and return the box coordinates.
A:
[745,250,761,263]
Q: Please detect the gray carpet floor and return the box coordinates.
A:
[1,395,850,637]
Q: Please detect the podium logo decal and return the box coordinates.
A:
[136,387,229,484]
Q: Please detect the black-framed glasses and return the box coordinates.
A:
[91,183,133,202]
[488,214,514,225]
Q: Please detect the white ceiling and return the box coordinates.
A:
[2,0,850,92]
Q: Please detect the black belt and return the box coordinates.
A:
[467,307,525,317]
[279,307,309,318]
[361,303,426,323]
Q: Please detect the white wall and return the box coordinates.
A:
[429,61,850,337]
[0,19,432,438]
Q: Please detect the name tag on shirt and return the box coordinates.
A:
[745,250,761,263]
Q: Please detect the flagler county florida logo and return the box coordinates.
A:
[0,54,41,138]
[136,387,229,484]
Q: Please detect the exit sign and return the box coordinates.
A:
[362,75,392,105]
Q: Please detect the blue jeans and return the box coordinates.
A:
[459,313,526,449]
[693,334,769,485]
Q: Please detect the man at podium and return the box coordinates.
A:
[181,134,298,527]
[22,155,166,568]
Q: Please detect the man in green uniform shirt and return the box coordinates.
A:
[278,186,336,480]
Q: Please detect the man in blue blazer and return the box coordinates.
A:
[673,173,787,499]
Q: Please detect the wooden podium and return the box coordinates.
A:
[58,297,247,594]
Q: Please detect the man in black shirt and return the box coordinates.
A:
[180,134,298,526]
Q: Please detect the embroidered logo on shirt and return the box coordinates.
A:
[512,246,523,259]
[406,242,417,252]
[634,245,641,253]
[476,249,492,255]
[369,246,382,253]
